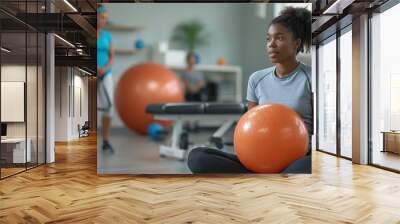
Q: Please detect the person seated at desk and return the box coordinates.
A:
[179,52,206,102]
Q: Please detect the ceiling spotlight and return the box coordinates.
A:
[1,47,11,53]
[63,0,78,12]
[54,34,75,48]
[322,0,353,15]
[78,67,92,76]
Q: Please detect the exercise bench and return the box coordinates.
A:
[146,103,247,160]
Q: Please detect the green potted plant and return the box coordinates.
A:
[171,20,208,63]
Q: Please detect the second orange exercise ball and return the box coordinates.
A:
[115,63,184,134]
[234,104,309,173]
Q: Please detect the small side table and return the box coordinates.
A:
[381,131,400,154]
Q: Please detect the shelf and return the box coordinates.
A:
[104,24,143,32]
[114,48,147,55]
[168,64,242,73]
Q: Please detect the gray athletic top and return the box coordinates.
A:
[246,63,313,136]
[178,70,205,90]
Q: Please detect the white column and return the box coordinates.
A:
[46,33,55,163]
[352,14,369,164]
[45,1,55,163]
[311,45,317,151]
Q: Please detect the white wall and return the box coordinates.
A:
[1,64,46,164]
[55,67,89,141]
[55,67,68,141]
[240,4,275,99]
[72,73,89,138]
[1,65,32,137]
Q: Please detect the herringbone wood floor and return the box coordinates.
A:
[1,135,400,223]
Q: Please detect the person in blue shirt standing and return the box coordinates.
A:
[188,7,313,173]
[97,5,115,151]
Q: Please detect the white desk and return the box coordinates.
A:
[1,138,31,163]
[168,64,243,102]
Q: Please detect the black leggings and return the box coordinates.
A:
[187,147,311,174]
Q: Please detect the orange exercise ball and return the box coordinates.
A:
[234,104,309,173]
[115,63,184,134]
[217,57,227,65]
